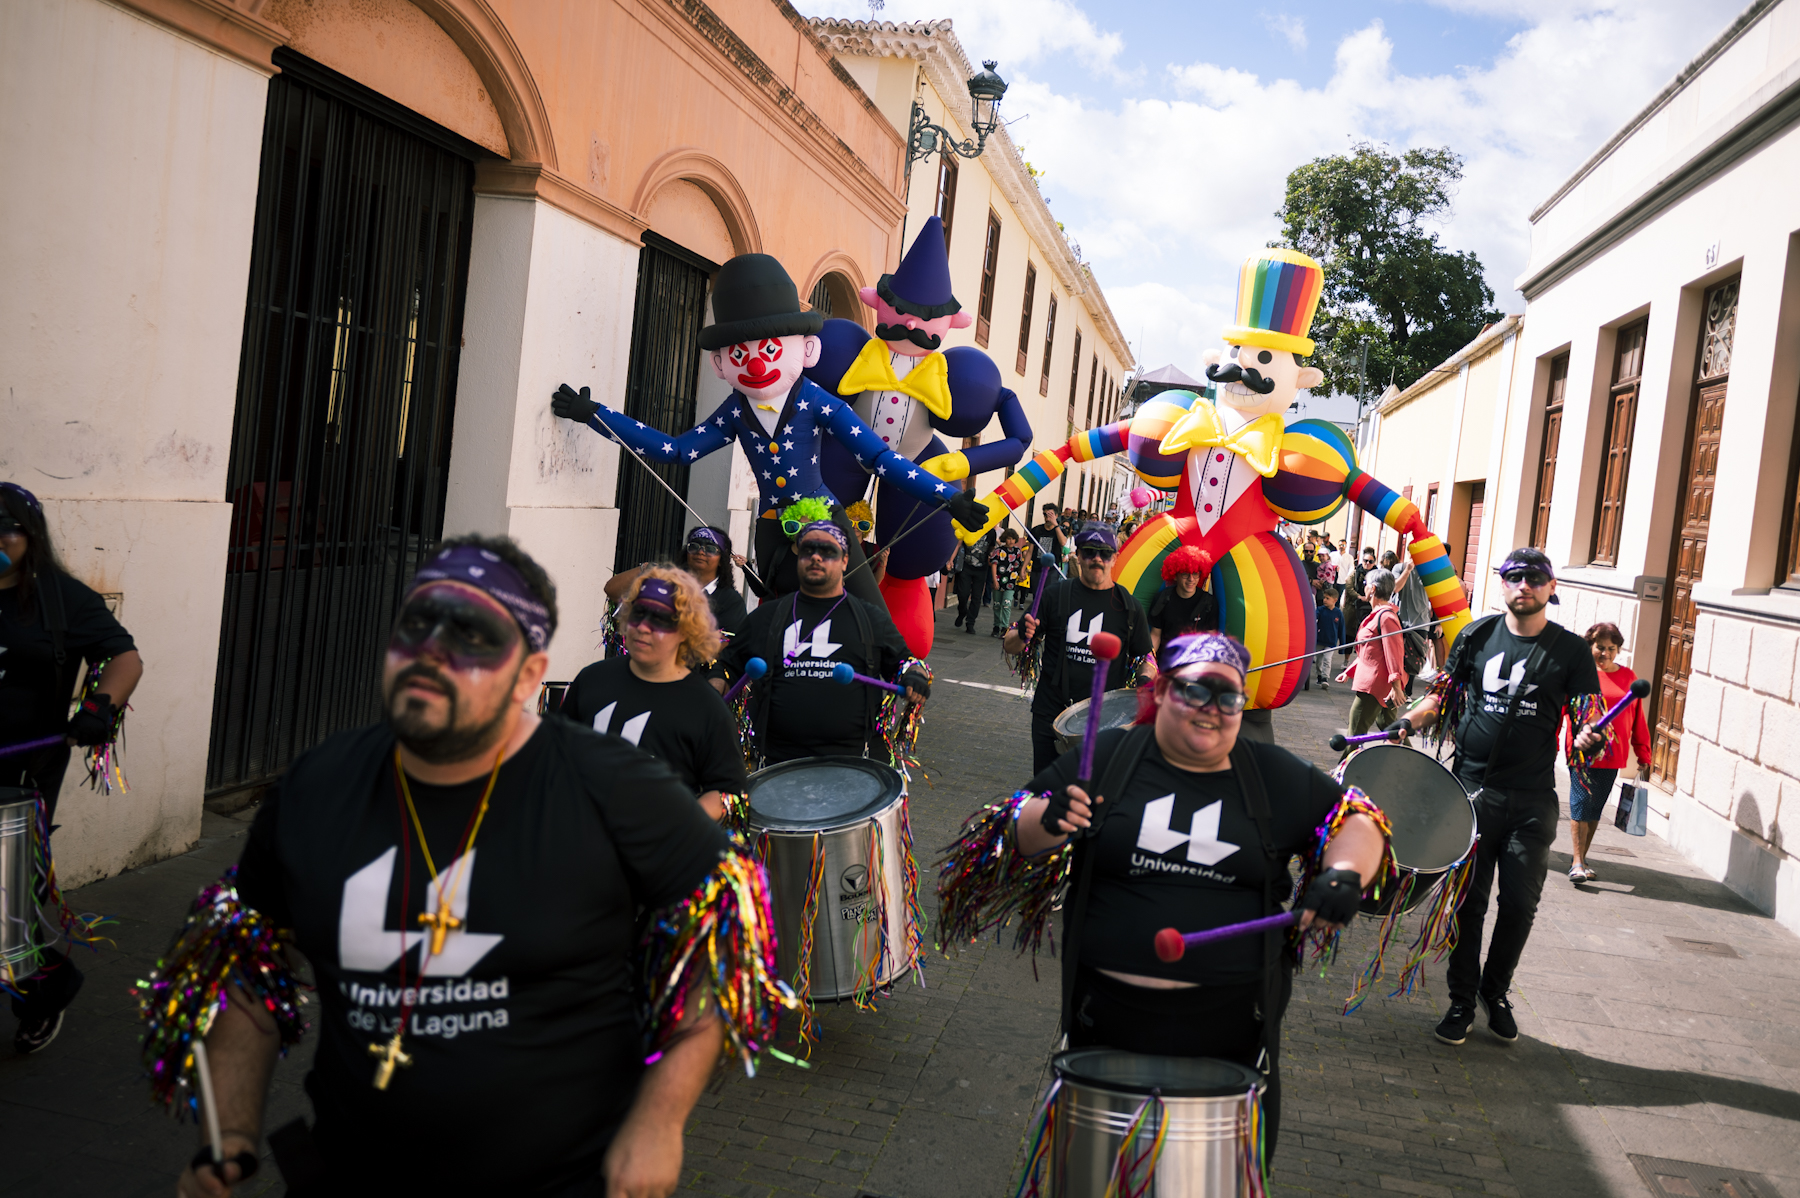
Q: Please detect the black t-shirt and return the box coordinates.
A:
[233,719,729,1191]
[558,658,748,796]
[717,590,915,764]
[1031,523,1062,589]
[0,573,136,739]
[1148,587,1217,643]
[1031,580,1154,717]
[1446,616,1601,790]
[706,582,747,636]
[1032,729,1341,983]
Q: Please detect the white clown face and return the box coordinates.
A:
[1202,344,1325,420]
[710,335,823,405]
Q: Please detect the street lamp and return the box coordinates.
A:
[908,60,1008,164]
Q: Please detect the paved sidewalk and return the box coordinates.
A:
[5,612,1799,1196]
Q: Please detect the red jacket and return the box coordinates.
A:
[1563,664,1651,769]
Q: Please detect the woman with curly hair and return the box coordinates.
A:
[560,567,746,819]
[605,525,747,633]
[1147,545,1217,654]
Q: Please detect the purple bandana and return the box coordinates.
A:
[686,527,724,550]
[1072,523,1117,551]
[409,546,552,651]
[636,577,677,612]
[0,482,42,514]
[1161,632,1251,678]
[796,520,847,549]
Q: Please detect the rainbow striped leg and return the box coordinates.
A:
[956,422,1132,544]
[1345,471,1474,648]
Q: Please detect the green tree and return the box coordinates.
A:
[1274,142,1503,398]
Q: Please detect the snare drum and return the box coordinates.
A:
[747,757,915,1004]
[1336,744,1477,918]
[1053,689,1140,754]
[0,787,42,989]
[1044,1049,1265,1197]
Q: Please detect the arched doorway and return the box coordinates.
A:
[807,271,858,319]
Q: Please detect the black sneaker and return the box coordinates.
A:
[1480,993,1519,1043]
[14,1011,65,1055]
[1434,1003,1474,1045]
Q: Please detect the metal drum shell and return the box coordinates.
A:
[1049,1049,1264,1197]
[1053,689,1141,755]
[1336,744,1477,918]
[0,788,41,988]
[747,758,912,1003]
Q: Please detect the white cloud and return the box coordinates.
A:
[1262,13,1307,52]
[808,0,1127,75]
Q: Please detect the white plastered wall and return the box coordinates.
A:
[0,0,269,884]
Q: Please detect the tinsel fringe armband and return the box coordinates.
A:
[1291,787,1395,974]
[935,791,1069,965]
[640,851,798,1077]
[1564,693,1611,799]
[879,658,932,777]
[1416,672,1465,752]
[135,867,307,1119]
[80,657,129,795]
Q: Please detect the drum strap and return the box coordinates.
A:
[1226,739,1286,1075]
[1058,723,1155,1035]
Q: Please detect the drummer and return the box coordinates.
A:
[1003,522,1153,772]
[996,632,1387,1161]
[559,570,747,821]
[714,518,929,764]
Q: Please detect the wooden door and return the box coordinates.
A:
[1652,279,1737,785]
[1461,481,1485,586]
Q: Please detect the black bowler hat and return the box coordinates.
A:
[698,254,825,350]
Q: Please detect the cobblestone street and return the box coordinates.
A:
[5,606,1800,1197]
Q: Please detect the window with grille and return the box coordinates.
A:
[1530,352,1569,549]
[1425,483,1439,532]
[1086,354,1098,426]
[1068,330,1083,432]
[1041,295,1057,397]
[1590,319,1648,566]
[1016,262,1036,376]
[976,210,1001,347]
[935,156,958,249]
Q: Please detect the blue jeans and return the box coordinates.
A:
[1446,784,1558,1006]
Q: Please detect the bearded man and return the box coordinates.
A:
[151,535,789,1197]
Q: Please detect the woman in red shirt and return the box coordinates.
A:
[1563,622,1651,881]
[1336,568,1407,738]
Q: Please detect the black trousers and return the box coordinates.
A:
[1445,784,1558,1006]
[1031,711,1063,774]
[955,569,986,624]
[1069,966,1293,1160]
[10,744,82,1022]
[753,509,884,609]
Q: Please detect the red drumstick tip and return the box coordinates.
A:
[1090,631,1122,661]
[1153,927,1186,963]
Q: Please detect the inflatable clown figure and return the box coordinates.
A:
[805,215,1033,656]
[958,247,1473,710]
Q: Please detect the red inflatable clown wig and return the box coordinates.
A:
[1160,545,1213,583]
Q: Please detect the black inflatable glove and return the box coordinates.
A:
[552,384,599,424]
[901,671,931,702]
[947,490,989,532]
[1299,867,1363,926]
[66,695,118,746]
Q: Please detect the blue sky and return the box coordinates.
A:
[803,0,1746,400]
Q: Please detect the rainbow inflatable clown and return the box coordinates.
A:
[961,248,1473,711]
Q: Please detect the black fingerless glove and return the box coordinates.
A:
[1039,786,1079,836]
[1299,867,1363,925]
[551,383,600,423]
[901,671,930,701]
[66,695,119,746]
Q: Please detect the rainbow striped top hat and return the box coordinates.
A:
[1223,247,1324,356]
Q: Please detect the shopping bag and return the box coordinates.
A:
[1613,780,1649,836]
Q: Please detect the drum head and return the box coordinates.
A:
[1053,690,1140,741]
[1052,1049,1261,1098]
[748,756,905,832]
[1341,744,1474,872]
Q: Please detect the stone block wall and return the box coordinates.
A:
[1671,609,1800,933]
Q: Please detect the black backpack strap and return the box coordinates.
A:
[751,593,803,763]
[1058,724,1155,1034]
[1227,738,1286,1073]
[38,569,68,667]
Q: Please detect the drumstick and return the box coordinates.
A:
[721,657,767,703]
[830,662,906,694]
[1590,678,1651,731]
[1328,722,1411,753]
[1153,912,1296,962]
[1069,632,1122,839]
[0,734,67,760]
[193,1039,225,1172]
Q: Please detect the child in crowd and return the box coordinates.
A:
[990,528,1025,636]
[1312,585,1343,691]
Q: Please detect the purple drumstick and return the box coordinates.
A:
[1072,631,1123,818]
[0,735,66,760]
[1154,912,1297,962]
[830,662,906,694]
[721,657,767,703]
[1591,677,1652,731]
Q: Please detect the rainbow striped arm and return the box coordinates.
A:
[1345,471,1473,648]
[954,421,1131,545]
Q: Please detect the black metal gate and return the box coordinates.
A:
[207,52,479,795]
[613,234,717,572]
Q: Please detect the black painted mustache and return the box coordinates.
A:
[876,324,943,351]
[1206,361,1276,395]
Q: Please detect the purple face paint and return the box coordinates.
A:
[389,582,522,672]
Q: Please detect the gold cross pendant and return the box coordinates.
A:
[417,908,462,956]
[368,1030,413,1091]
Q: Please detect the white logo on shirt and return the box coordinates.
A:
[593,702,650,746]
[1066,610,1106,646]
[338,847,503,976]
[783,618,842,659]
[1482,653,1537,697]
[1135,795,1241,866]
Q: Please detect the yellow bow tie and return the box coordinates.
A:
[835,339,953,419]
[1158,403,1285,477]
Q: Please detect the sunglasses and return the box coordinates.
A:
[850,517,873,536]
[0,519,24,536]
[1076,547,1115,562]
[1166,678,1248,715]
[626,603,680,633]
[796,540,844,561]
[684,541,721,557]
[1500,569,1552,588]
